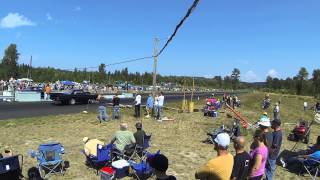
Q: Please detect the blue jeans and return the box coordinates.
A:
[265,158,276,180]
[112,105,120,119]
[155,105,163,120]
[98,106,107,121]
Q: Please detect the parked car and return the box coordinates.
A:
[50,89,98,105]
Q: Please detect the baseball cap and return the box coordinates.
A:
[214,133,230,147]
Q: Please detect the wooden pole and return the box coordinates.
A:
[152,37,158,97]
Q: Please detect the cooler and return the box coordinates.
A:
[100,166,115,180]
[112,159,129,179]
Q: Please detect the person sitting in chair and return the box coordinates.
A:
[110,123,136,152]
[134,122,146,148]
[280,149,320,168]
[83,137,105,157]
[280,136,320,168]
[2,147,13,158]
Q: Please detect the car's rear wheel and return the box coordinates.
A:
[70,98,76,105]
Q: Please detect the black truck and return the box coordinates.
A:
[50,89,98,105]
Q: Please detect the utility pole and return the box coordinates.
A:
[27,55,32,79]
[152,37,158,96]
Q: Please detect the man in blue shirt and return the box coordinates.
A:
[280,150,320,168]
[145,94,154,118]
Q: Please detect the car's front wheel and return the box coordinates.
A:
[70,98,76,105]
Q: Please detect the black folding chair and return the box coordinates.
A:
[0,154,24,180]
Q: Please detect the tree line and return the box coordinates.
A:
[2,43,319,98]
[0,44,242,89]
[264,67,320,98]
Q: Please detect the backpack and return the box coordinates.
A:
[27,167,42,180]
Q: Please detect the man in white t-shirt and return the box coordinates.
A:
[156,92,164,120]
[304,102,308,111]
[134,92,142,117]
[273,102,280,120]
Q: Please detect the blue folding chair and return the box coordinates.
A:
[126,134,152,161]
[300,158,320,180]
[0,154,23,180]
[35,143,66,179]
[83,144,115,174]
[128,150,160,180]
[129,160,154,180]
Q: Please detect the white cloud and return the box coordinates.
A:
[46,13,52,21]
[267,69,278,78]
[73,6,82,11]
[0,13,36,28]
[242,70,263,82]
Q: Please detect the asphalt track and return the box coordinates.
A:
[0,92,234,120]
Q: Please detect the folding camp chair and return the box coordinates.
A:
[36,143,66,179]
[0,154,23,180]
[126,135,152,161]
[299,158,320,180]
[83,144,115,174]
[129,160,154,180]
[128,150,160,180]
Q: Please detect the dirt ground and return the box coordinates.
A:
[0,92,319,179]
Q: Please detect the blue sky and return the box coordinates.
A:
[0,0,319,82]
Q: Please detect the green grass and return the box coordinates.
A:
[0,92,319,179]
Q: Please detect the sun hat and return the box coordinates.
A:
[214,133,230,147]
[258,116,271,127]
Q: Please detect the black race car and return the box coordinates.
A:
[50,89,98,105]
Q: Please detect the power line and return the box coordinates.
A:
[105,56,153,66]
[156,0,200,57]
[58,0,200,72]
[59,56,154,71]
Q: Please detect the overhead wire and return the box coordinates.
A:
[59,0,200,71]
[156,0,200,57]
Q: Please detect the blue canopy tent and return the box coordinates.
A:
[61,81,75,86]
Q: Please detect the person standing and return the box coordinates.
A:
[257,116,273,150]
[265,119,283,180]
[273,103,280,120]
[154,94,159,119]
[134,92,141,118]
[97,96,108,123]
[44,84,51,100]
[156,92,164,120]
[249,130,269,180]
[304,102,308,111]
[145,94,154,118]
[231,136,251,180]
[195,133,234,180]
[112,94,120,119]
